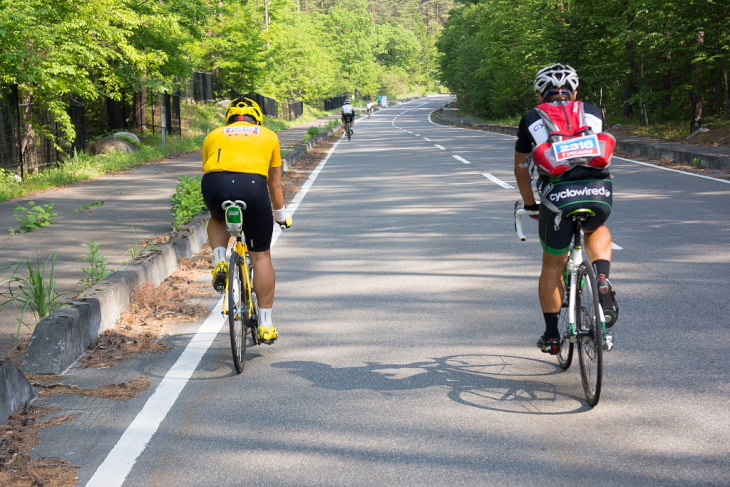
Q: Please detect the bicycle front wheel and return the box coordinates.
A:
[577,261,603,406]
[228,251,246,374]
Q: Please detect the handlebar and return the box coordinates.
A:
[514,201,539,241]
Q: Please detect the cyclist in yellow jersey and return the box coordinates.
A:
[201,97,291,343]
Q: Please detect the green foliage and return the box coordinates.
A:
[438,0,730,126]
[171,175,206,229]
[13,201,58,234]
[77,200,104,212]
[0,252,65,337]
[303,126,322,143]
[78,241,112,291]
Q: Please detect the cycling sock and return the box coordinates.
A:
[213,247,227,264]
[258,308,273,328]
[543,312,559,338]
[593,259,610,278]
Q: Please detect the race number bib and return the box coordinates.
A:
[552,134,601,162]
[224,126,260,136]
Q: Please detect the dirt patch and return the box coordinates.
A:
[0,407,78,487]
[26,374,151,401]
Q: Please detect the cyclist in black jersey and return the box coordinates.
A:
[514,64,618,354]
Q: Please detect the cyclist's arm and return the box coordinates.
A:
[514,151,537,207]
[267,165,285,214]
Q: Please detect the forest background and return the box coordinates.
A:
[1,0,729,158]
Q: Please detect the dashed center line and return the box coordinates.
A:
[482,173,514,189]
[452,155,471,164]
[435,144,446,150]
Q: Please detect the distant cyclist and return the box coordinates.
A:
[513,64,618,354]
[341,98,355,134]
[200,97,291,344]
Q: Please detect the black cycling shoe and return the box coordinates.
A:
[537,334,560,355]
[597,274,618,328]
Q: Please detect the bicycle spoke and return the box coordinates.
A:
[228,251,246,373]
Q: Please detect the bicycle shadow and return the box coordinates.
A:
[273,354,591,414]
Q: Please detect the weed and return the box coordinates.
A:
[78,242,111,291]
[77,200,104,212]
[171,175,206,229]
[122,227,158,264]
[303,126,322,143]
[12,201,58,234]
[0,253,65,338]
[693,157,702,167]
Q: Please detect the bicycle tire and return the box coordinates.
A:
[228,251,246,374]
[577,261,603,406]
[347,126,351,141]
[245,254,259,346]
[556,287,573,370]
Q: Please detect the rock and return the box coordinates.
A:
[92,137,138,155]
[113,131,140,144]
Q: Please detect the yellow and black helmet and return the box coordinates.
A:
[225,97,263,124]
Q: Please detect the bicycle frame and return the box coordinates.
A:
[564,221,607,343]
[514,205,608,344]
[220,201,255,323]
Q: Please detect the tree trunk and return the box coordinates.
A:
[690,30,704,131]
[133,88,147,132]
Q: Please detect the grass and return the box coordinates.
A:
[0,253,65,337]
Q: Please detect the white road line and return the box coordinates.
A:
[435,144,446,150]
[453,154,471,164]
[482,173,515,189]
[414,134,420,137]
[86,132,345,487]
[615,156,730,184]
[423,137,431,141]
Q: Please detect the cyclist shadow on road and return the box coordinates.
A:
[273,354,592,414]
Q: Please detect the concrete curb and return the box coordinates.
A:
[0,361,37,421]
[432,114,730,171]
[20,212,209,376]
[282,125,339,173]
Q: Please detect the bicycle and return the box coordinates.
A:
[220,200,259,374]
[515,201,611,407]
[343,120,353,141]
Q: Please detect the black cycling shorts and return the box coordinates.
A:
[201,172,273,252]
[342,113,354,123]
[537,177,613,255]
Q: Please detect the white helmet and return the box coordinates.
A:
[534,64,579,96]
[344,98,351,104]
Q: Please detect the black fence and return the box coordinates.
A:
[323,94,350,111]
[230,90,278,118]
[281,100,304,121]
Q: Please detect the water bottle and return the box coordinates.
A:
[225,205,243,236]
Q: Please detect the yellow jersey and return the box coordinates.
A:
[202,122,281,177]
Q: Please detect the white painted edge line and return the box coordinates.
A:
[435,144,446,150]
[453,154,471,164]
[86,134,344,487]
[614,156,730,184]
[482,173,515,189]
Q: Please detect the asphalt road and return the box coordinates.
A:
[36,95,730,486]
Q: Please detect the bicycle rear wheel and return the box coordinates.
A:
[577,261,603,406]
[556,289,573,370]
[228,251,246,374]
